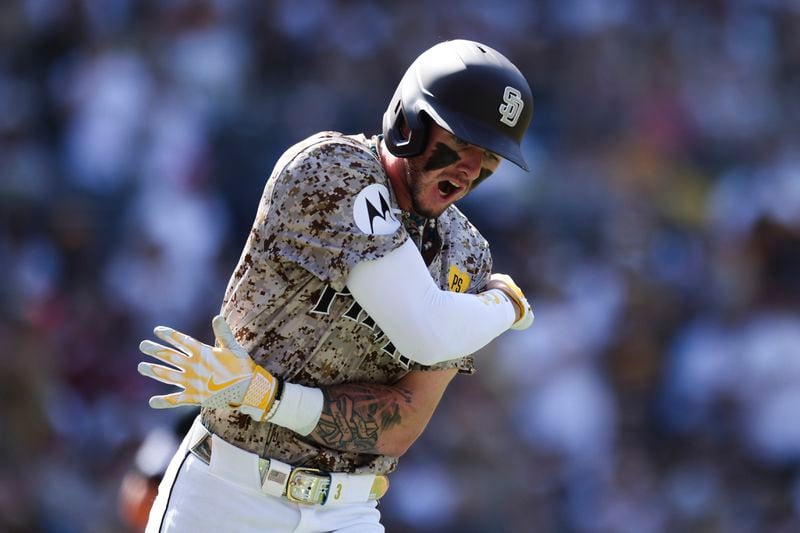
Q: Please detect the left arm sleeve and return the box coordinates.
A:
[409,222,494,374]
[346,239,516,365]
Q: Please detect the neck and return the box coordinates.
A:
[378,139,412,213]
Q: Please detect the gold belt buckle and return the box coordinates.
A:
[286,467,330,505]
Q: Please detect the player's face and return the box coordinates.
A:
[404,124,501,218]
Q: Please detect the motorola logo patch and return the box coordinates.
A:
[353,183,400,235]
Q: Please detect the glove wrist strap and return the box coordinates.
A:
[240,366,280,421]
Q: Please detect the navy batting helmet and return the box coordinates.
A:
[382,39,533,171]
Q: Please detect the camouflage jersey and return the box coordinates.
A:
[202,131,493,475]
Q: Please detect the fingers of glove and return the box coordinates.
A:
[153,326,201,357]
[212,315,240,352]
[138,362,187,387]
[212,315,253,362]
[489,273,523,298]
[139,340,189,369]
[148,392,196,409]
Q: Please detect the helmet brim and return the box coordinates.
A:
[420,102,529,171]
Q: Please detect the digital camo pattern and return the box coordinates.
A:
[202,132,493,475]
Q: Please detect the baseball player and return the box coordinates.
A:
[138,39,534,532]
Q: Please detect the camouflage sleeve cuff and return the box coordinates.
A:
[410,355,475,375]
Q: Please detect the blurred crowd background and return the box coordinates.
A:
[2,0,800,531]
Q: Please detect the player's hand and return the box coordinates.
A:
[485,273,534,330]
[137,315,280,421]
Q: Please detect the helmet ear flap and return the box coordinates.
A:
[382,94,429,158]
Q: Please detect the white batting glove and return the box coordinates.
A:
[138,315,280,421]
[486,273,534,330]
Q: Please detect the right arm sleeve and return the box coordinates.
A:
[346,239,517,365]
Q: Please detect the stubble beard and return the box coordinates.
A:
[405,159,445,219]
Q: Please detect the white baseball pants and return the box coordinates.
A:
[145,419,384,533]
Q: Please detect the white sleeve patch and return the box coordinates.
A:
[353,184,401,235]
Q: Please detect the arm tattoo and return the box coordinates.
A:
[313,384,412,453]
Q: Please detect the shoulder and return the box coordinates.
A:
[262,133,402,236]
[438,205,492,292]
[275,132,385,189]
[440,204,490,252]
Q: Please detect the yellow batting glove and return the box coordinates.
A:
[137,315,279,421]
[487,273,534,330]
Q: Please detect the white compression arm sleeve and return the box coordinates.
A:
[346,239,516,365]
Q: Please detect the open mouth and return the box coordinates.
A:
[437,179,464,199]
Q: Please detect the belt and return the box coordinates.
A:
[187,422,389,506]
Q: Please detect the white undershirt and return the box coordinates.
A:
[346,239,516,365]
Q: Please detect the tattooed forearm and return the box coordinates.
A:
[311,384,413,454]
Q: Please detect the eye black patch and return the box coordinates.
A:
[423,143,461,171]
